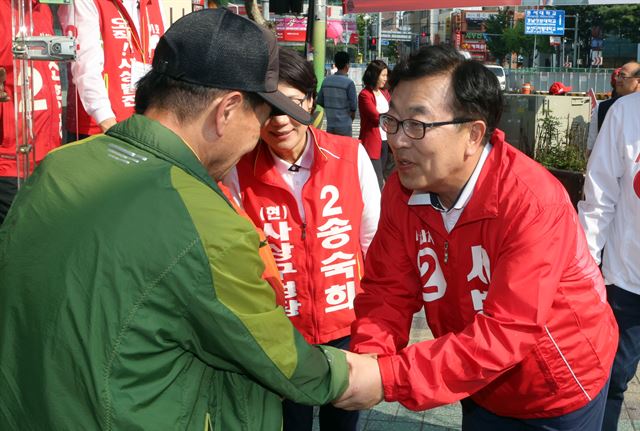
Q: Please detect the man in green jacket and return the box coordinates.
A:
[0,9,351,430]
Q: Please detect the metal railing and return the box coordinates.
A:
[505,68,616,93]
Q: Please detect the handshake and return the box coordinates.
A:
[332,351,385,410]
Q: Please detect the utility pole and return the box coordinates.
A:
[363,14,370,63]
[377,12,382,59]
[573,13,579,68]
[312,0,326,89]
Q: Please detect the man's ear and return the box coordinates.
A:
[213,91,244,137]
[465,120,487,156]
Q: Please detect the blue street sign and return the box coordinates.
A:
[380,39,390,46]
[524,9,565,36]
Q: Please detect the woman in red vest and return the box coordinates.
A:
[358,60,390,189]
[223,48,380,431]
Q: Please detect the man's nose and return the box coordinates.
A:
[388,129,411,150]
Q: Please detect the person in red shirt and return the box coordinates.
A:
[334,45,617,431]
[0,0,62,224]
[358,60,390,189]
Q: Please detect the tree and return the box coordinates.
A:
[563,5,640,65]
[485,10,511,64]
[209,0,271,28]
[486,12,552,67]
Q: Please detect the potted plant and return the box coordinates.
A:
[533,110,587,210]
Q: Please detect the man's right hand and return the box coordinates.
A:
[333,351,384,411]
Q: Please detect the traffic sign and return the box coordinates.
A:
[380,31,413,42]
[524,9,565,36]
[380,39,390,46]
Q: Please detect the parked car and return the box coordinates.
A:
[484,64,506,91]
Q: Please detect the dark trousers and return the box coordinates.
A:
[602,284,640,431]
[65,132,91,144]
[327,125,353,138]
[0,176,18,226]
[461,377,609,430]
[370,141,389,190]
[282,336,359,431]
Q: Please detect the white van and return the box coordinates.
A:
[484,64,506,91]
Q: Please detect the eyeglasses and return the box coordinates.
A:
[270,97,310,117]
[617,74,639,80]
[379,113,475,139]
[289,97,307,108]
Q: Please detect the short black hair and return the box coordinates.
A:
[389,45,504,137]
[278,47,317,102]
[362,60,388,89]
[134,71,262,123]
[334,51,350,70]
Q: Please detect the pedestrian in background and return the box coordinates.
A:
[586,63,639,157]
[224,47,380,431]
[58,0,165,140]
[317,51,357,137]
[579,90,640,431]
[358,59,390,189]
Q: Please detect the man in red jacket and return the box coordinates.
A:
[335,45,618,430]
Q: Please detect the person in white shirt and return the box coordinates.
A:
[578,89,640,431]
[586,63,640,157]
[58,0,165,139]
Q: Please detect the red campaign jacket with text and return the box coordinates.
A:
[64,0,164,135]
[235,127,364,344]
[351,130,618,418]
[357,87,390,160]
[0,0,62,177]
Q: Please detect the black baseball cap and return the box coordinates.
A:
[152,8,311,125]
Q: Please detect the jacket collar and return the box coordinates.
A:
[407,129,506,233]
[454,129,502,224]
[106,114,220,192]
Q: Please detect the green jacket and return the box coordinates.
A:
[0,115,349,430]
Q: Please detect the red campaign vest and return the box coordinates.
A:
[65,0,164,135]
[235,128,365,344]
[0,0,62,177]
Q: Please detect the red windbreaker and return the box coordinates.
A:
[351,130,617,418]
[0,0,62,177]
